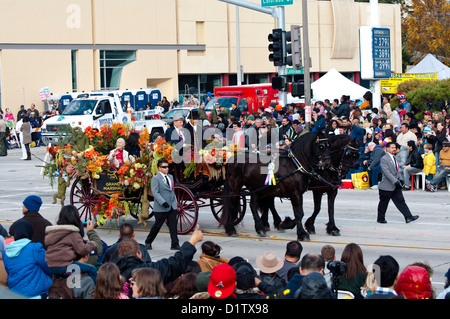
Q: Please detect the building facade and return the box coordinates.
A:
[0,0,402,116]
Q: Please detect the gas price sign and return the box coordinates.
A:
[372,28,391,78]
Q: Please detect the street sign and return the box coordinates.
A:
[261,0,293,7]
[287,68,304,75]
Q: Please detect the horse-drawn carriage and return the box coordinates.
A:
[43,123,247,235]
[44,122,359,241]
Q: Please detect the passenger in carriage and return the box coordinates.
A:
[107,137,135,169]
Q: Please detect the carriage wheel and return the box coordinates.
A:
[70,178,99,223]
[174,185,198,235]
[210,195,246,225]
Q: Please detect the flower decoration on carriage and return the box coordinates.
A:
[117,160,152,190]
[151,139,174,175]
[199,143,241,167]
[93,194,130,227]
[84,122,130,155]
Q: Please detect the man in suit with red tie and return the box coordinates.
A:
[377,142,419,224]
[145,159,180,250]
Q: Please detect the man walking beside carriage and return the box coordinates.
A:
[145,159,180,251]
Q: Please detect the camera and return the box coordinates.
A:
[327,260,348,277]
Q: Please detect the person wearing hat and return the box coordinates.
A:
[256,251,286,296]
[426,140,450,192]
[294,272,334,299]
[395,265,432,299]
[208,263,237,299]
[396,92,411,112]
[184,109,205,155]
[2,220,53,298]
[9,195,52,248]
[190,271,211,299]
[165,112,189,156]
[234,262,267,299]
[401,140,424,190]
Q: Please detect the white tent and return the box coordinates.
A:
[407,54,450,80]
[311,68,369,101]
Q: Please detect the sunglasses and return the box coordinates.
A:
[160,166,169,168]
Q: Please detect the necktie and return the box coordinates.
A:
[393,156,398,171]
[165,175,170,188]
[178,130,183,141]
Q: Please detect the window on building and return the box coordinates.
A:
[100,50,136,90]
[71,50,78,92]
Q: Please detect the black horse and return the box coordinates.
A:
[220,131,331,242]
[277,134,360,236]
[305,134,360,235]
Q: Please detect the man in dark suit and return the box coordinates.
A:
[145,159,180,250]
[377,142,419,224]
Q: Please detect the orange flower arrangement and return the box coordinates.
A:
[93,193,130,227]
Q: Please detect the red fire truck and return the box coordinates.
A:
[205,83,304,115]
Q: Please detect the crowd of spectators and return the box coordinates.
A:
[1,201,448,299]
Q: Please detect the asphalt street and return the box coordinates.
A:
[1,146,449,296]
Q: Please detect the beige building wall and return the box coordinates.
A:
[0,0,403,117]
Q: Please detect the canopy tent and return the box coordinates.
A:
[407,54,450,80]
[311,68,369,102]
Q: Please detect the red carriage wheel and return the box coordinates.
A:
[210,195,246,225]
[70,178,99,223]
[174,185,198,235]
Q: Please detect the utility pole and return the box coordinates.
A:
[302,0,311,108]
[236,6,243,85]
[219,0,287,106]
[370,0,381,109]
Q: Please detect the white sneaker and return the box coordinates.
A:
[370,185,378,190]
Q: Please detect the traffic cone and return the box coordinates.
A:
[410,175,414,190]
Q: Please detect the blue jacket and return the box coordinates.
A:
[2,239,53,297]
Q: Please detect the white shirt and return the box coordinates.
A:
[388,152,398,171]
[159,172,171,188]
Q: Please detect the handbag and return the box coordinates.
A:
[351,171,370,189]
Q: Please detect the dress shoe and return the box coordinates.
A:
[406,215,419,223]
[170,244,181,251]
[377,219,387,224]
[145,243,152,250]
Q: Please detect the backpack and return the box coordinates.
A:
[47,277,73,299]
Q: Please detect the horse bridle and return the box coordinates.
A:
[286,138,335,187]
[329,143,359,175]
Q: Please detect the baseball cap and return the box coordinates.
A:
[208,263,236,299]
[424,111,431,115]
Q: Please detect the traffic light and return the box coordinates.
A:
[291,82,305,98]
[285,25,302,70]
[268,28,284,67]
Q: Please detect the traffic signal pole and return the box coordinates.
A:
[219,0,287,106]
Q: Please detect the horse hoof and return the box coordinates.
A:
[298,237,311,242]
[307,229,316,235]
[330,230,341,236]
[257,231,268,237]
[276,228,285,233]
[228,232,238,237]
